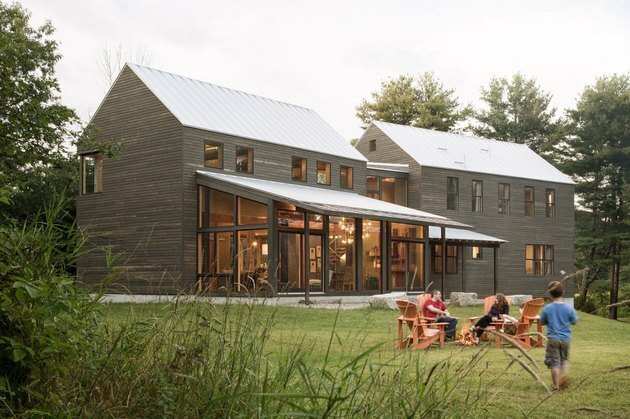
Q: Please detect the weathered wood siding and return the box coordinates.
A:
[77,67,186,294]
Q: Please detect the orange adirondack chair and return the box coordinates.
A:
[416,294,435,322]
[493,297,545,349]
[396,300,447,350]
[469,295,513,340]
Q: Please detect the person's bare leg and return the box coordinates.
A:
[550,367,560,390]
[559,364,570,388]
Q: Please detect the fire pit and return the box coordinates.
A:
[457,324,479,346]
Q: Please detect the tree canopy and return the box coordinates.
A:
[561,73,630,319]
[471,73,558,155]
[0,2,79,220]
[356,73,471,131]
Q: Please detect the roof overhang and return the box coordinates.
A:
[196,170,470,228]
[428,226,506,245]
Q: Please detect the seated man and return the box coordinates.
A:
[423,290,458,339]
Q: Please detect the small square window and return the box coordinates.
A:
[340,166,353,189]
[81,154,102,194]
[472,246,482,260]
[204,141,223,169]
[292,157,307,181]
[236,146,253,173]
[317,161,331,185]
[369,139,376,152]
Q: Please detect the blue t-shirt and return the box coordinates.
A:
[539,302,578,340]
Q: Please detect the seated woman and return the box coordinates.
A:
[471,293,510,341]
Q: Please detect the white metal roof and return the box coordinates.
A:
[368,121,574,185]
[125,64,367,162]
[428,226,506,244]
[366,162,410,173]
[196,170,469,228]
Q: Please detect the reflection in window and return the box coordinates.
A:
[236,146,253,173]
[328,217,355,291]
[391,241,424,290]
[447,177,458,210]
[309,213,324,230]
[292,157,307,181]
[209,188,235,227]
[340,166,353,189]
[237,229,268,290]
[525,186,535,217]
[81,154,102,194]
[367,176,379,199]
[238,198,267,225]
[277,210,305,229]
[279,232,302,290]
[362,220,381,291]
[498,183,510,215]
[472,180,483,212]
[525,244,554,275]
[204,141,223,168]
[317,161,331,185]
[391,223,425,239]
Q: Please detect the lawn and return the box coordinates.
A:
[100,301,630,418]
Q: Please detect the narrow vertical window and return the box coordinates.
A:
[525,186,535,217]
[81,154,102,194]
[545,189,555,218]
[472,246,482,260]
[204,141,223,168]
[366,175,380,199]
[317,161,331,185]
[236,146,253,173]
[472,180,483,212]
[369,139,376,152]
[291,157,307,181]
[447,177,459,210]
[340,166,353,189]
[498,183,510,215]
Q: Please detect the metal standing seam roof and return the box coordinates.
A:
[428,226,506,244]
[366,162,410,173]
[196,170,470,228]
[368,121,574,185]
[125,64,367,162]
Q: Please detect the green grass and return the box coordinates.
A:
[97,301,630,418]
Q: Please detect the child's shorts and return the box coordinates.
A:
[544,338,570,369]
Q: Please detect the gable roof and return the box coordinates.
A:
[366,121,574,185]
[121,64,366,161]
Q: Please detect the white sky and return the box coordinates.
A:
[18,0,630,141]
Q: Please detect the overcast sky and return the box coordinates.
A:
[18,0,630,141]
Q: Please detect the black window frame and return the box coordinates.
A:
[204,141,224,169]
[235,146,253,173]
[498,182,510,215]
[447,177,459,210]
[545,189,555,219]
[472,179,483,212]
[316,161,331,185]
[81,153,103,195]
[432,244,458,274]
[525,244,554,276]
[525,186,535,217]
[291,156,307,182]
[340,165,353,189]
[369,139,376,152]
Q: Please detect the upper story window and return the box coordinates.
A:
[525,186,535,217]
[366,175,379,199]
[291,157,307,182]
[369,139,376,152]
[472,180,483,212]
[340,166,353,189]
[81,154,102,194]
[433,244,458,274]
[546,189,555,218]
[525,244,554,275]
[317,161,331,185]
[236,146,253,173]
[204,141,223,169]
[381,177,407,206]
[498,183,510,215]
[447,177,458,210]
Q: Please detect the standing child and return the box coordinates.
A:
[539,281,578,390]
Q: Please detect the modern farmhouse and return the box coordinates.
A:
[77,64,572,298]
[355,121,575,297]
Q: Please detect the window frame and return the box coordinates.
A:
[447,177,459,210]
[472,246,482,260]
[235,146,253,173]
[472,179,483,212]
[81,153,103,195]
[525,244,554,276]
[291,156,307,182]
[340,165,353,189]
[204,141,224,169]
[432,244,458,274]
[545,189,555,219]
[498,182,510,215]
[524,186,535,217]
[316,161,331,185]
[369,139,376,152]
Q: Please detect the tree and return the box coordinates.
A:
[472,73,558,155]
[356,73,471,131]
[0,2,79,221]
[561,74,630,320]
[97,43,153,92]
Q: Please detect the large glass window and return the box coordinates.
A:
[366,176,379,199]
[447,177,459,210]
[340,166,353,189]
[236,146,253,173]
[307,235,323,292]
[237,229,268,291]
[204,141,223,168]
[525,186,535,217]
[238,197,268,225]
[279,232,303,290]
[292,157,307,181]
[432,245,458,274]
[525,244,554,275]
[546,189,555,219]
[381,177,407,206]
[391,223,425,239]
[216,231,234,287]
[472,180,483,212]
[328,217,355,291]
[317,161,331,185]
[81,154,102,194]
[498,183,510,215]
[277,210,305,229]
[210,189,235,227]
[362,220,381,291]
[391,241,424,291]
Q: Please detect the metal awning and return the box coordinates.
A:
[197,170,470,228]
[428,226,506,245]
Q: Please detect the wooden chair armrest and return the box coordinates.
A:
[469,315,483,322]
